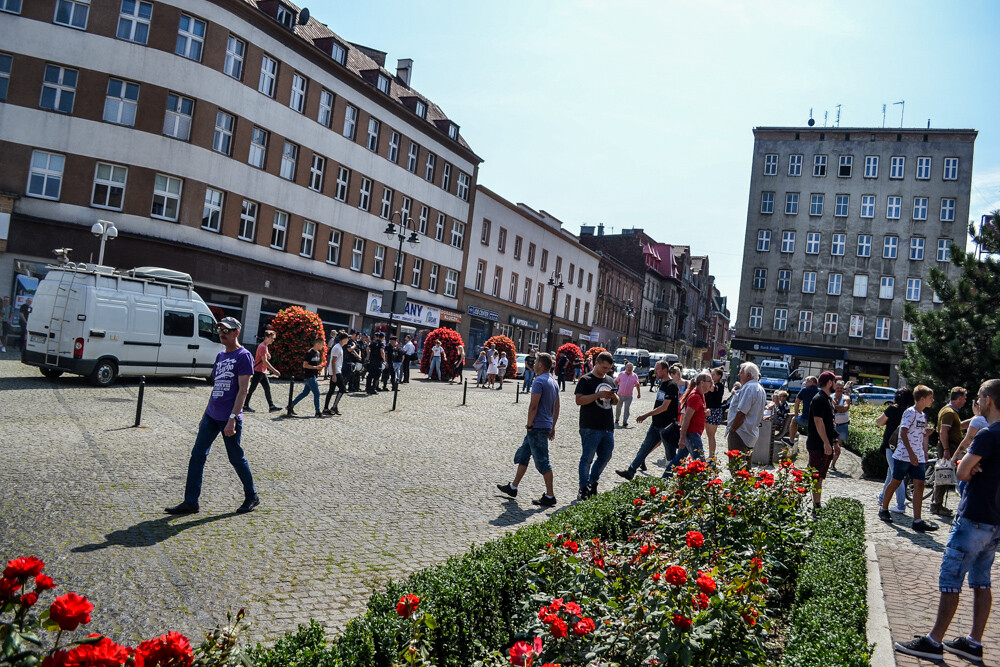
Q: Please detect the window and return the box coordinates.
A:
[876,317,891,340]
[342,105,357,139]
[317,89,333,127]
[857,234,872,257]
[0,53,9,101]
[886,196,901,219]
[358,178,371,211]
[435,214,446,242]
[212,111,235,155]
[387,131,400,163]
[411,258,423,287]
[828,273,842,295]
[748,307,763,329]
[54,0,89,29]
[175,14,205,60]
[474,260,485,291]
[248,127,267,168]
[163,93,193,141]
[831,233,846,256]
[801,271,816,293]
[117,0,151,43]
[587,274,593,292]
[838,155,852,177]
[883,235,898,259]
[806,232,820,254]
[823,313,838,335]
[879,276,894,299]
[375,73,390,95]
[290,73,306,113]
[163,310,194,337]
[380,188,392,219]
[910,237,925,261]
[480,219,491,245]
[785,193,799,215]
[760,192,774,214]
[847,314,864,338]
[328,40,346,65]
[540,249,548,272]
[798,311,813,333]
[276,3,295,28]
[813,154,827,177]
[417,206,428,235]
[902,322,915,343]
[864,155,878,178]
[450,221,464,249]
[258,55,277,96]
[916,156,931,180]
[763,154,778,175]
[351,238,364,271]
[103,78,139,126]
[913,197,928,220]
[497,227,507,253]
[239,200,257,241]
[512,236,523,260]
[270,211,287,250]
[442,163,452,191]
[890,156,905,179]
[393,253,405,285]
[773,308,788,331]
[507,273,517,301]
[527,242,536,266]
[424,153,436,182]
[309,154,325,191]
[40,64,77,113]
[777,269,791,292]
[366,118,380,152]
[399,197,411,222]
[202,187,223,232]
[415,100,427,118]
[937,239,952,262]
[91,162,127,210]
[151,174,182,221]
[535,283,544,310]
[223,35,245,79]
[443,269,459,298]
[326,229,341,264]
[491,266,502,296]
[934,290,943,304]
[943,157,959,180]
[835,194,849,217]
[334,167,349,201]
[26,151,66,201]
[523,278,532,305]
[788,154,802,176]
[457,172,470,200]
[809,193,824,216]
[428,264,439,292]
[940,198,956,221]
[279,141,298,180]
[781,231,795,253]
[906,278,921,301]
[752,268,766,290]
[407,143,419,172]
[300,220,316,258]
[860,195,875,218]
[757,230,771,251]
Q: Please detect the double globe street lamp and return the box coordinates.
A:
[382,211,420,337]
[91,219,118,266]
[546,271,564,353]
[622,298,635,347]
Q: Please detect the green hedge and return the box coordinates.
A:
[249,478,648,667]
[782,497,872,667]
[845,404,888,480]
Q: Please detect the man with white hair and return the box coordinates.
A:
[726,362,767,456]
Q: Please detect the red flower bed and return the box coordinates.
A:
[269,306,327,379]
[484,335,518,379]
[419,327,466,380]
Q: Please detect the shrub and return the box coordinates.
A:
[845,403,888,479]
[782,497,872,667]
[418,327,465,380]
[270,307,326,379]
[584,346,607,361]
[484,335,518,379]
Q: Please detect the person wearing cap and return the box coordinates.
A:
[166,317,259,515]
[286,337,328,418]
[806,371,839,509]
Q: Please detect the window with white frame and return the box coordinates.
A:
[151,174,182,221]
[474,260,485,292]
[760,192,774,214]
[366,118,380,152]
[806,232,820,254]
[507,273,517,301]
[387,131,400,163]
[785,192,798,215]
[258,55,277,97]
[350,238,364,271]
[834,194,849,217]
[916,156,931,180]
[757,230,771,251]
[831,233,846,256]
[300,220,316,258]
[849,315,864,337]
[879,276,894,299]
[748,307,762,329]
[777,269,791,292]
[523,278,533,305]
[450,221,464,249]
[442,163,453,192]
[491,266,501,296]
[223,35,244,79]
[752,268,766,289]
[289,73,306,112]
[117,0,152,44]
[358,178,371,211]
[326,229,341,265]
[380,188,393,219]
[0,53,9,101]
[535,283,544,311]
[91,162,127,210]
[415,100,427,118]
[318,89,333,127]
[890,156,905,179]
[163,93,193,140]
[417,206,428,235]
[883,235,898,259]
[763,154,777,176]
[342,105,357,139]
[910,237,924,261]
[860,194,875,218]
[40,64,76,113]
[864,155,878,178]
[828,273,842,295]
[400,196,411,221]
[886,196,901,220]
[902,321,915,343]
[411,258,423,288]
[279,141,297,180]
[424,153,436,182]
[809,193,824,216]
[239,200,257,241]
[788,154,802,176]
[248,127,267,168]
[512,236,522,260]
[212,110,235,155]
[773,308,787,331]
[527,242,536,265]
[334,167,349,201]
[823,312,838,335]
[428,264,439,292]
[202,187,223,232]
[913,197,928,220]
[497,227,507,253]
[937,239,951,262]
[813,154,827,177]
[54,0,89,29]
[798,310,813,333]
[876,317,891,340]
[328,40,346,65]
[33,164,79,220]
[904,276,922,301]
[781,231,795,253]
[943,157,959,180]
[458,172,470,200]
[376,73,390,95]
[391,253,403,283]
[309,154,324,192]
[275,3,294,28]
[103,78,138,126]
[940,198,956,221]
[838,155,852,177]
[435,214,446,242]
[802,271,816,293]
[269,210,288,249]
[372,245,384,276]
[175,14,205,60]
[407,143,419,172]
[480,219,491,245]
[857,234,872,257]
[934,290,943,304]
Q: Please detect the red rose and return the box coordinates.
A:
[49,592,94,631]
[35,574,57,591]
[136,631,193,667]
[671,614,692,629]
[572,617,596,636]
[692,593,711,610]
[41,651,69,667]
[706,478,723,487]
[562,540,579,553]
[639,544,651,556]
[563,601,582,617]
[685,531,704,548]
[62,637,130,667]
[795,486,806,494]
[664,565,687,586]
[508,638,542,666]
[4,556,46,579]
[750,557,763,571]
[633,498,644,506]
[0,576,21,601]
[736,470,751,479]
[652,573,661,581]
[688,460,708,474]
[549,618,568,638]
[741,609,759,626]
[696,574,717,595]
[648,487,658,496]
[537,605,548,620]
[549,598,564,611]
[593,557,605,569]
[396,594,420,618]
[726,449,743,458]
[542,614,559,625]
[20,591,39,607]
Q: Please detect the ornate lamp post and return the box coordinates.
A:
[546,271,564,352]
[622,298,635,347]
[382,211,420,337]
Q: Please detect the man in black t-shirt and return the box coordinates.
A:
[574,351,619,499]
[286,337,328,418]
[366,332,386,394]
[806,371,837,508]
[616,362,681,480]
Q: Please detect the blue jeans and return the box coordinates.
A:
[523,369,534,390]
[290,376,320,413]
[880,448,906,509]
[429,356,442,380]
[939,517,1000,592]
[514,428,552,474]
[666,432,705,473]
[184,414,257,504]
[836,423,850,443]
[628,423,676,473]
[579,428,615,490]
[393,362,403,382]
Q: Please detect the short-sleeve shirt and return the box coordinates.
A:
[685,390,707,435]
[575,372,616,431]
[956,421,1000,525]
[530,373,560,430]
[704,382,724,409]
[330,343,344,374]
[432,345,443,357]
[728,379,767,444]
[970,415,989,431]
[938,404,964,447]
[303,348,322,379]
[652,380,679,428]
[615,372,640,397]
[796,385,820,420]
[894,406,928,462]
[806,390,836,451]
[367,341,383,369]
[206,346,254,421]
[880,404,904,452]
[253,342,270,373]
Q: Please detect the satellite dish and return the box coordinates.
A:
[807,118,815,127]
[298,7,310,24]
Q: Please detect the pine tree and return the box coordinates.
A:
[899,211,1000,396]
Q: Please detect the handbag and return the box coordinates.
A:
[934,460,957,487]
[659,421,678,444]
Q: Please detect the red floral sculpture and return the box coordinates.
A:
[585,346,608,361]
[484,335,518,379]
[419,327,466,380]
[269,306,327,379]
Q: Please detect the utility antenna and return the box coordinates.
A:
[835,104,842,127]
[882,104,886,128]
[893,100,905,127]
[823,110,828,127]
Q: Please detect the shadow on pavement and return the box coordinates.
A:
[71,512,237,552]
[881,519,948,553]
[490,496,543,527]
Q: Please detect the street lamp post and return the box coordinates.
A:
[622,298,635,347]
[90,220,118,266]
[382,212,420,338]
[546,271,564,353]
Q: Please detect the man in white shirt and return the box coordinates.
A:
[726,362,767,457]
[401,334,416,383]
[323,332,348,415]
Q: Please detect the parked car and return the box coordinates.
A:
[851,384,898,405]
[515,353,527,379]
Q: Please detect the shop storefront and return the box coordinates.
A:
[363,291,444,353]
[508,314,540,352]
[467,304,499,353]
[195,285,246,327]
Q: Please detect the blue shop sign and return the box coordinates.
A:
[731,338,846,361]
[467,305,499,322]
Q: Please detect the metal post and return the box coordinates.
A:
[133,375,145,427]
[287,379,294,409]
[515,382,519,403]
[463,379,468,406]
[392,384,398,411]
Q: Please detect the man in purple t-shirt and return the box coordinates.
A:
[166,317,259,515]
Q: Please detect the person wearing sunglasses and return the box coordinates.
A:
[166,317,259,515]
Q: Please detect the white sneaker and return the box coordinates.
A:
[0,346,5,352]
[889,505,906,514]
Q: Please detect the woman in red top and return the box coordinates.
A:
[244,329,282,412]
[664,372,714,474]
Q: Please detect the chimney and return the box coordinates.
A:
[580,224,595,236]
[597,223,605,236]
[396,58,413,87]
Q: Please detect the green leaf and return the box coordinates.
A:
[423,614,437,630]
[40,619,60,633]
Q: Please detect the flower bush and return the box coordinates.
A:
[556,344,583,380]
[583,347,607,362]
[484,335,518,379]
[269,306,327,380]
[418,328,466,380]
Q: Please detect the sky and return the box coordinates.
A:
[308,0,1000,316]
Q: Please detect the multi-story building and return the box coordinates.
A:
[733,126,976,386]
[462,186,599,353]
[580,226,643,350]
[0,0,481,347]
[707,289,731,363]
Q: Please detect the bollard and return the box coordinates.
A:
[463,379,468,406]
[287,379,294,409]
[515,382,519,403]
[133,375,145,427]
[392,385,399,411]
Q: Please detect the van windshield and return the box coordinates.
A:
[614,353,639,365]
[760,365,787,379]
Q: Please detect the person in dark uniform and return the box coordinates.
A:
[344,330,361,392]
[366,332,385,394]
[381,336,401,391]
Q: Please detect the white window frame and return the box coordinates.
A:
[224,35,245,79]
[913,197,928,221]
[175,13,205,61]
[40,64,77,113]
[457,171,470,200]
[326,229,341,265]
[883,235,898,259]
[910,237,925,261]
[280,141,298,180]
[328,41,346,65]
[418,206,428,235]
[879,276,894,300]
[827,273,842,295]
[435,214,446,242]
[117,0,152,44]
[474,260,485,292]
[445,269,459,298]
[773,308,787,331]
[853,275,868,298]
[760,191,774,214]
[358,178,372,211]
[450,221,465,249]
[411,258,423,288]
[864,155,878,178]
[248,127,267,168]
[886,196,901,220]
[916,156,931,180]
[376,73,390,95]
[890,156,905,179]
[813,154,827,177]
[415,100,427,118]
[151,174,182,222]
[763,154,777,176]
[788,154,802,176]
[902,322,915,343]
[103,77,139,126]
[860,194,875,218]
[757,230,771,251]
[443,163,453,192]
[258,55,277,97]
[838,155,852,178]
[823,312,838,335]
[806,232,820,254]
[163,93,193,141]
[906,278,921,302]
[202,187,223,232]
[809,193,824,216]
[270,210,288,250]
[300,220,316,258]
[343,105,357,139]
[239,200,258,241]
[212,110,235,155]
[334,167,349,201]
[407,143,419,173]
[835,194,849,217]
[798,311,813,333]
[380,188,393,219]
[91,162,128,211]
[425,153,436,182]
[290,73,307,113]
[857,234,872,257]
[785,192,798,215]
[943,157,959,180]
[366,117,380,152]
[849,315,864,338]
[752,268,766,290]
[831,233,846,256]
[776,269,791,292]
[318,89,333,127]
[387,131,400,163]
[940,198,956,222]
[309,154,325,192]
[428,264,439,293]
[801,271,816,294]
[351,238,364,271]
[937,239,951,262]
[876,317,891,341]
[781,230,795,253]
[54,0,89,30]
[748,307,762,329]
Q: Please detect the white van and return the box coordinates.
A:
[612,347,651,374]
[22,264,223,386]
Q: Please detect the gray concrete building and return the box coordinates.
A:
[733,126,976,386]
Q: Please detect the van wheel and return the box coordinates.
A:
[40,368,64,380]
[90,360,118,387]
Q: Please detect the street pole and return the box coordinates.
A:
[383,212,419,340]
[546,272,563,353]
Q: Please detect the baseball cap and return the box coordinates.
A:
[818,371,837,386]
[219,317,241,331]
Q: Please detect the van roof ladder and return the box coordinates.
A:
[44,270,77,367]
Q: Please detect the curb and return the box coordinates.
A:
[866,540,897,667]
